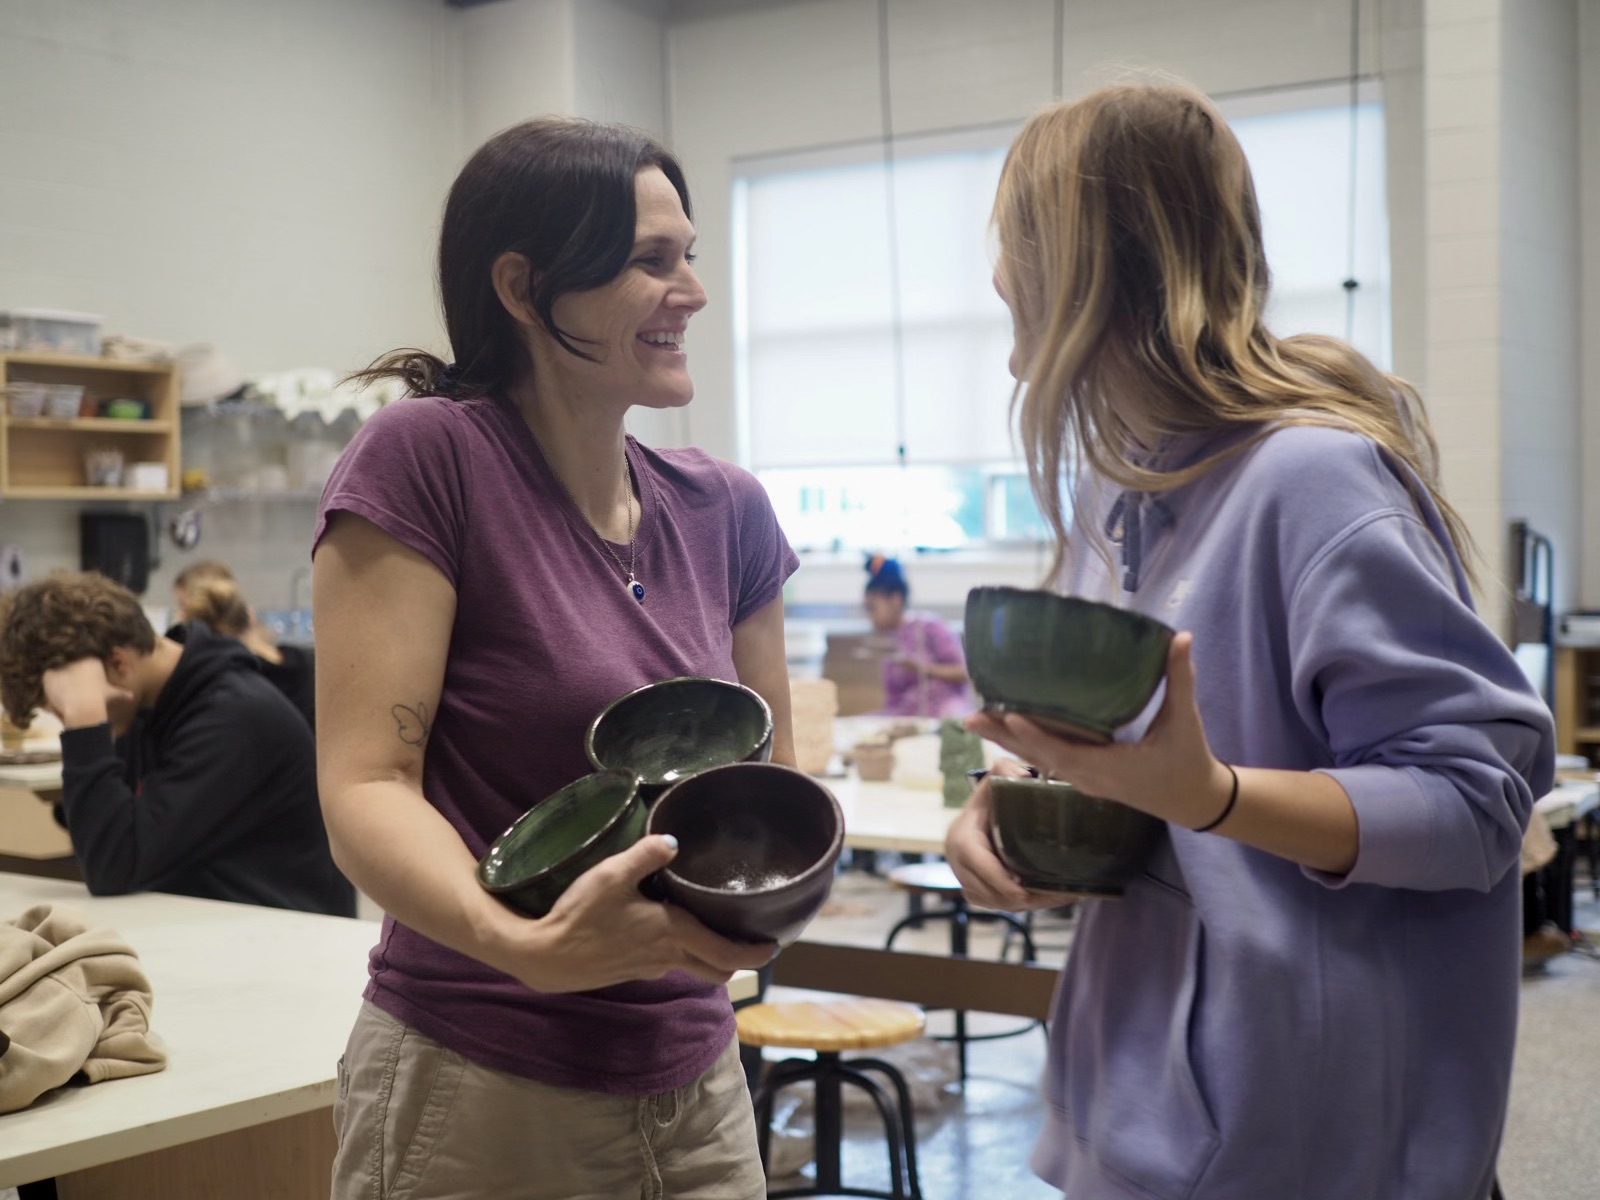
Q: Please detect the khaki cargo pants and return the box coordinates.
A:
[331,1001,766,1200]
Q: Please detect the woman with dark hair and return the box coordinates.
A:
[863,554,970,718]
[945,84,1553,1199]
[314,118,796,1198]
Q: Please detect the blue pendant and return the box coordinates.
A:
[630,580,646,603]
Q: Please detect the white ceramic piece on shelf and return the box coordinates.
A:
[127,462,169,491]
[176,344,246,406]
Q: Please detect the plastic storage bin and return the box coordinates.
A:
[0,309,103,356]
[43,384,86,419]
[5,382,48,418]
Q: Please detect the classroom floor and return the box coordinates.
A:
[765,860,1600,1200]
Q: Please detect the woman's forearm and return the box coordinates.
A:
[1197,764,1359,874]
[323,780,533,974]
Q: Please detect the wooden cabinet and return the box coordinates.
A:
[1,352,180,499]
[1555,644,1600,765]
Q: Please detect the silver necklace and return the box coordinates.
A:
[556,452,645,603]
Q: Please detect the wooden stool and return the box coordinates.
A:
[737,998,926,1200]
[886,861,1042,1084]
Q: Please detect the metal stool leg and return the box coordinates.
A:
[751,1058,813,1175]
[837,1065,908,1200]
[949,895,970,1085]
[850,1057,924,1200]
[885,906,945,949]
[813,1053,844,1194]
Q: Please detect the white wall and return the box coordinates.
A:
[1582,0,1600,608]
[0,0,465,600]
[573,0,670,135]
[1499,0,1582,611]
[0,0,461,377]
[459,0,573,153]
[1423,0,1503,605]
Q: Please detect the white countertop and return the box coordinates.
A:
[0,875,757,1187]
[0,760,63,791]
[833,775,959,855]
[1535,777,1600,829]
[0,874,376,1187]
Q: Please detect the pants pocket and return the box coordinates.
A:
[379,1026,466,1200]
[333,1054,350,1133]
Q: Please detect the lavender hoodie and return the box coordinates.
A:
[1034,425,1554,1200]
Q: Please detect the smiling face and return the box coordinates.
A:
[532,167,707,411]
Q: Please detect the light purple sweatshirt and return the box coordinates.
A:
[1034,425,1554,1200]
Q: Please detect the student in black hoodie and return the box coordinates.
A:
[0,571,353,916]
[171,560,316,730]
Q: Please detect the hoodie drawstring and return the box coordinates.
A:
[1106,492,1175,594]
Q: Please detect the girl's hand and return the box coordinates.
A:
[944,758,1086,912]
[965,632,1234,831]
[497,835,776,994]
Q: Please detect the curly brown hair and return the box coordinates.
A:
[0,571,155,727]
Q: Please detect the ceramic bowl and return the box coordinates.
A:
[987,775,1164,895]
[477,769,646,918]
[964,586,1174,744]
[647,762,843,945]
[586,676,774,800]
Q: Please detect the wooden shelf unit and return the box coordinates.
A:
[1555,644,1600,765]
[1,353,180,499]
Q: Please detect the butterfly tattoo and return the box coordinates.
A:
[392,701,430,746]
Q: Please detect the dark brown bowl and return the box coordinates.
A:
[647,762,843,945]
[988,775,1164,895]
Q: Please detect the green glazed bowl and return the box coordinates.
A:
[988,775,1165,895]
[586,676,774,798]
[964,586,1174,744]
[477,769,646,918]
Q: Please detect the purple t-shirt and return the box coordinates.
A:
[313,394,798,1095]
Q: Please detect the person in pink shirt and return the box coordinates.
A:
[864,555,971,718]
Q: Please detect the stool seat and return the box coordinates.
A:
[887,861,964,895]
[737,998,925,1052]
[743,998,926,1199]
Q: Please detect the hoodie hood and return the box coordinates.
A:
[147,622,260,739]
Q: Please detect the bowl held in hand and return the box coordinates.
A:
[477,769,647,918]
[988,774,1164,896]
[587,676,774,801]
[647,762,844,945]
[964,586,1174,744]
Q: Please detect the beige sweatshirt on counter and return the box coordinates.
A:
[0,904,165,1114]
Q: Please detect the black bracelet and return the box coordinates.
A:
[1193,762,1240,834]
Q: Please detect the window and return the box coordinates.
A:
[735,84,1390,552]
